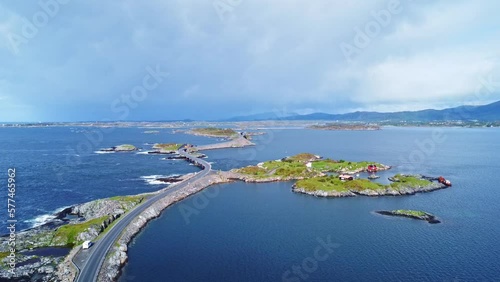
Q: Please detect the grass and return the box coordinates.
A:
[295,175,385,192]
[285,153,318,163]
[393,210,429,217]
[294,175,350,192]
[390,174,431,189]
[109,195,145,211]
[236,156,320,179]
[237,166,269,177]
[236,153,389,179]
[311,159,384,173]
[191,127,238,137]
[295,174,433,193]
[153,143,182,151]
[51,216,109,247]
[0,252,10,260]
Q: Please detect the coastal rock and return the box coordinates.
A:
[147,150,175,155]
[156,176,184,183]
[71,199,130,220]
[0,253,64,281]
[100,144,138,152]
[77,226,100,242]
[376,210,441,224]
[292,185,356,197]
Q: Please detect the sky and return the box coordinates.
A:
[0,0,499,122]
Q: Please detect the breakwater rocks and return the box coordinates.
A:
[99,172,234,282]
[376,210,441,224]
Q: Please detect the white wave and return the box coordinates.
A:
[140,175,163,179]
[161,157,182,161]
[147,180,170,185]
[136,151,150,155]
[94,151,114,154]
[25,214,57,228]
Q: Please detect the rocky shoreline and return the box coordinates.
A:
[291,178,448,198]
[0,195,146,281]
[293,181,448,197]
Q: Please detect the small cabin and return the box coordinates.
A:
[367,164,378,173]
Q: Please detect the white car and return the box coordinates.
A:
[82,240,93,249]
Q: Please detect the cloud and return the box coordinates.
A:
[0,0,499,121]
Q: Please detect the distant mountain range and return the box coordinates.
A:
[225,101,500,122]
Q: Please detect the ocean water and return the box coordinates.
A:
[2,127,500,281]
[0,127,212,231]
[119,127,500,281]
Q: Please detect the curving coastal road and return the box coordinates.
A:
[75,147,212,282]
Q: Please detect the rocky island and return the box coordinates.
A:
[99,144,138,152]
[293,173,449,197]
[147,143,182,154]
[230,153,450,198]
[187,127,239,138]
[376,210,441,224]
[231,153,390,183]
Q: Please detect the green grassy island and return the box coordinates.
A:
[233,153,390,181]
[189,127,238,138]
[293,174,447,197]
[232,153,449,197]
[152,143,182,152]
[99,144,138,152]
[376,210,441,224]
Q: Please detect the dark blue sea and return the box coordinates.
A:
[0,127,212,230]
[2,127,500,281]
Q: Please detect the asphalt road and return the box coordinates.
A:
[75,148,211,282]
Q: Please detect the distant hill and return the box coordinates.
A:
[223,111,298,122]
[226,101,500,122]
